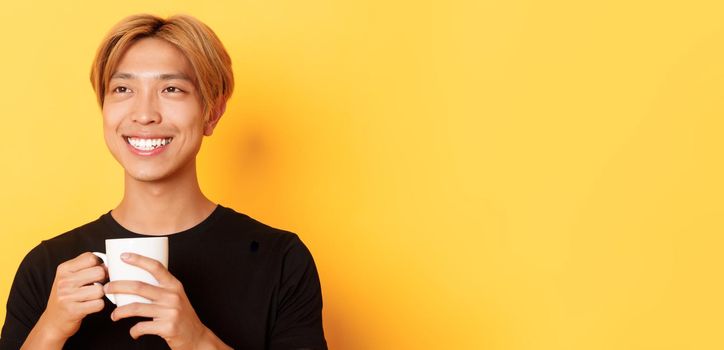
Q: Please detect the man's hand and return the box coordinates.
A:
[30,252,107,346]
[104,253,231,350]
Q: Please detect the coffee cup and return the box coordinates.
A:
[93,237,168,306]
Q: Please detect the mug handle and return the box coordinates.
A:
[92,252,116,305]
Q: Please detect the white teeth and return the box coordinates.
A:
[126,137,173,151]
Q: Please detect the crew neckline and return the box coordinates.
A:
[101,204,227,239]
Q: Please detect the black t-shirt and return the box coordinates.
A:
[0,205,327,349]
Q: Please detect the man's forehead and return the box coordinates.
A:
[110,71,193,81]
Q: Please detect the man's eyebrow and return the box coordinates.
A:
[159,73,193,81]
[110,72,193,81]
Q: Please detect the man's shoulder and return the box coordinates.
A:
[16,214,108,272]
[217,206,302,247]
[35,214,108,260]
[43,214,107,245]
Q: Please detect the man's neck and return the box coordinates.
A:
[111,163,217,236]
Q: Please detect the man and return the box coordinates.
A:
[0,14,326,350]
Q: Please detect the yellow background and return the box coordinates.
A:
[0,0,722,349]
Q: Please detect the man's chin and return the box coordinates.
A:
[124,168,172,183]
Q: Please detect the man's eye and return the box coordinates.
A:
[164,87,183,93]
[112,86,129,93]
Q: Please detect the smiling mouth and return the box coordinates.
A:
[124,136,173,151]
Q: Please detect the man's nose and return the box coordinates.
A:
[132,91,162,125]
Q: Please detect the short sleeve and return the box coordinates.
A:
[269,237,327,350]
[0,244,52,350]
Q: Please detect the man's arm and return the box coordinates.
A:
[268,237,327,350]
[1,250,107,350]
[1,244,48,350]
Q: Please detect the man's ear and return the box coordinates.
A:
[204,101,227,136]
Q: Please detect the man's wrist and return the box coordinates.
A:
[196,326,233,350]
[35,314,67,345]
[21,314,67,350]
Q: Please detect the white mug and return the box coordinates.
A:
[93,237,168,306]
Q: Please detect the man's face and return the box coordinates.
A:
[103,37,206,183]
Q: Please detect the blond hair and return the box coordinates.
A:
[90,14,234,121]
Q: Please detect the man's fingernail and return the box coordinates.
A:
[121,253,131,260]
